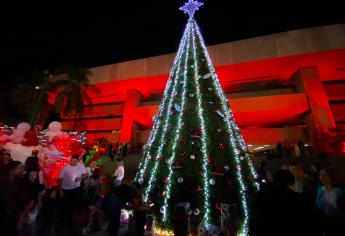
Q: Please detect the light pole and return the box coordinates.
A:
[30,70,52,125]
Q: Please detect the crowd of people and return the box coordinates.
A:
[252,160,345,235]
[0,148,148,236]
[1,141,345,236]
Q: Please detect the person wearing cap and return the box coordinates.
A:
[58,154,88,227]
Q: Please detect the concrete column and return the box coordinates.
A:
[119,89,141,144]
[294,67,336,154]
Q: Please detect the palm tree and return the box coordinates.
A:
[52,66,100,130]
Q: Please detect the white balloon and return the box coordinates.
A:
[48,121,62,132]
[3,143,41,163]
[46,121,66,140]
[8,122,31,144]
[17,122,31,133]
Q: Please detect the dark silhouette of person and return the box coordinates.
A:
[249,169,323,236]
[297,139,305,158]
[102,186,122,236]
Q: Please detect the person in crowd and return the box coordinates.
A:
[113,158,124,187]
[283,138,291,158]
[0,151,14,170]
[297,139,305,158]
[20,170,45,207]
[0,152,14,215]
[86,160,98,177]
[84,168,102,207]
[249,169,322,235]
[310,162,321,184]
[36,187,63,235]
[105,143,113,157]
[257,161,273,185]
[289,162,317,202]
[102,186,122,236]
[316,167,345,235]
[122,143,128,158]
[6,161,26,211]
[3,161,25,235]
[58,154,88,228]
[275,141,283,159]
[130,182,149,236]
[17,195,41,236]
[85,206,109,236]
[110,143,118,162]
[174,204,189,236]
[117,143,123,157]
[24,150,44,185]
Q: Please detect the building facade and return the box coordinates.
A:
[60,24,345,153]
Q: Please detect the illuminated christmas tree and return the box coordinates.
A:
[135,1,259,234]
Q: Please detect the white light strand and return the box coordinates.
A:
[143,24,192,202]
[193,20,250,235]
[135,23,191,183]
[161,20,192,222]
[192,20,259,191]
[191,21,211,225]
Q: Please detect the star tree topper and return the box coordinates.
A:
[179,0,203,18]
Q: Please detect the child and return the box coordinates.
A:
[18,196,41,236]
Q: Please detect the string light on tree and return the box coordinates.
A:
[134,1,259,233]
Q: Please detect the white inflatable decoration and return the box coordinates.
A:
[8,122,31,144]
[45,121,67,142]
[3,142,42,163]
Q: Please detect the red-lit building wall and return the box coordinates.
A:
[58,24,345,152]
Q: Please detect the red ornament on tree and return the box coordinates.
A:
[207,157,213,164]
[219,143,225,150]
[190,129,201,139]
[162,176,169,184]
[195,185,202,192]
[212,166,225,176]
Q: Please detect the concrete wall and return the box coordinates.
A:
[87,24,345,84]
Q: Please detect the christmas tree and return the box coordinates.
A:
[135,1,259,234]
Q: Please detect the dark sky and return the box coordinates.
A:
[1,0,344,84]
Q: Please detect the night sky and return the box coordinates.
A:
[1,1,344,86]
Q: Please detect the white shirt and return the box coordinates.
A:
[86,167,93,177]
[316,187,338,214]
[114,166,125,181]
[59,162,87,190]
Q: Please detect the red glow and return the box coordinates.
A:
[52,49,345,147]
